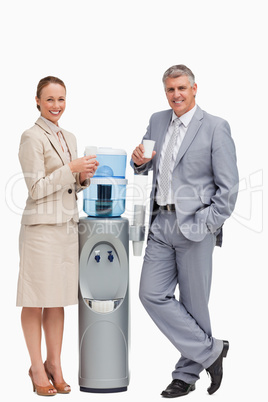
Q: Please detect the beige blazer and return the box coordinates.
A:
[19,117,88,225]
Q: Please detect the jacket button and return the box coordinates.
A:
[68,189,72,194]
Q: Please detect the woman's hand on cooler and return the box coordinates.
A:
[69,155,99,178]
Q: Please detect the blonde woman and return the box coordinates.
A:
[17,76,98,396]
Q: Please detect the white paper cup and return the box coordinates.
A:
[143,140,155,158]
[133,241,144,256]
[85,146,98,157]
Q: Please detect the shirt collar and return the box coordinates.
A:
[172,104,197,127]
[40,115,61,134]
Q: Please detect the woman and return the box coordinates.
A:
[16,76,98,396]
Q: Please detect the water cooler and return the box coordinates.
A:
[78,147,145,393]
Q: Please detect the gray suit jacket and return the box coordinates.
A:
[132,105,239,246]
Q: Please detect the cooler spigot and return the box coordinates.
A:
[94,250,101,263]
[107,251,114,262]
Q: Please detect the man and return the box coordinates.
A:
[131,65,238,397]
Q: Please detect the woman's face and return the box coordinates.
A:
[36,83,66,125]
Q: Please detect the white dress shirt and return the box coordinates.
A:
[156,105,197,205]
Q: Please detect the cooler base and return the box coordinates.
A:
[80,386,127,393]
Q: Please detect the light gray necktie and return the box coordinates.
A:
[158,118,182,205]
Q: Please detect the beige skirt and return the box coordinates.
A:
[16,220,79,307]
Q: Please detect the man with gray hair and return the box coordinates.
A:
[162,64,196,86]
[131,64,238,397]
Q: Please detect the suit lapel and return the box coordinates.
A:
[35,117,68,164]
[173,106,203,169]
[61,129,75,162]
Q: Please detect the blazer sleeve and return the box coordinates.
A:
[19,130,76,201]
[198,119,239,233]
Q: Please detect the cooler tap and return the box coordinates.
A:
[94,250,101,263]
[107,251,114,262]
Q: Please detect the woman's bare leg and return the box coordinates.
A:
[43,307,71,392]
[21,307,56,393]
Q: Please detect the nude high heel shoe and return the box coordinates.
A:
[28,368,57,396]
[44,361,71,394]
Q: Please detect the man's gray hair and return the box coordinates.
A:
[162,65,195,88]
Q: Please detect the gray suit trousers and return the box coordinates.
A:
[139,210,223,384]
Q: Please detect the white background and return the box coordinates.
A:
[1,0,267,401]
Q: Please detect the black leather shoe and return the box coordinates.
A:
[206,340,229,395]
[161,379,195,398]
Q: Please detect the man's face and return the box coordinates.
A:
[165,75,197,117]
